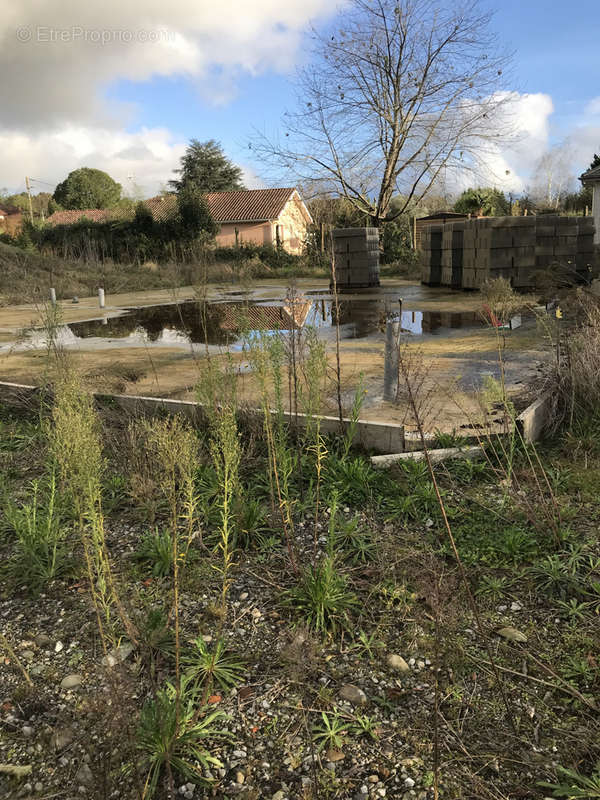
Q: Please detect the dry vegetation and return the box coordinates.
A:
[0,241,327,308]
[1,283,600,800]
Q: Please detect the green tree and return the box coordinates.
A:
[53,167,122,210]
[2,191,54,219]
[176,187,218,237]
[590,153,600,170]
[453,187,509,217]
[564,186,593,213]
[170,139,244,194]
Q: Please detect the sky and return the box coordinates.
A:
[0,0,599,200]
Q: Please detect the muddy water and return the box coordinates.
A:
[59,297,485,349]
[0,282,547,431]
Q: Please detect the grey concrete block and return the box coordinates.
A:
[371,445,483,469]
[516,390,554,442]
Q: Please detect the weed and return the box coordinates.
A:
[135,529,174,577]
[208,401,241,615]
[144,414,201,722]
[342,374,366,458]
[324,454,376,506]
[530,545,590,599]
[139,608,174,662]
[184,637,245,692]
[442,456,491,485]
[539,761,600,798]
[137,675,228,798]
[234,495,269,548]
[444,507,540,567]
[285,558,357,634]
[556,597,590,622]
[3,471,71,592]
[475,575,510,601]
[334,517,376,564]
[352,713,379,740]
[0,417,42,453]
[561,655,598,687]
[245,330,298,569]
[434,429,466,449]
[348,630,384,661]
[50,370,131,646]
[312,711,351,752]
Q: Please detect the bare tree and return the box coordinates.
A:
[528,142,576,210]
[253,0,514,226]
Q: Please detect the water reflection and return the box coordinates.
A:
[59,299,484,347]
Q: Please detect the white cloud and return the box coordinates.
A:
[584,97,600,116]
[452,91,600,196]
[0,126,262,198]
[448,92,554,194]
[0,1,333,194]
[0,1,332,130]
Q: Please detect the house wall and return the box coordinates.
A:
[216,222,273,248]
[213,193,310,254]
[0,212,23,235]
[276,196,309,254]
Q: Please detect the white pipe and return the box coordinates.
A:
[49,288,56,305]
[98,287,105,308]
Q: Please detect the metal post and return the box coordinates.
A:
[49,287,56,305]
[383,299,401,402]
[98,287,105,308]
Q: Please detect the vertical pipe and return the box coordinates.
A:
[98,287,105,308]
[383,299,401,402]
[49,288,56,305]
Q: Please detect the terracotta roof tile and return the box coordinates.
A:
[218,300,312,331]
[46,188,307,227]
[45,208,128,225]
[145,188,298,223]
[142,195,177,223]
[0,204,21,216]
[205,188,296,222]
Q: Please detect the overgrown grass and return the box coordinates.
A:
[1,282,600,799]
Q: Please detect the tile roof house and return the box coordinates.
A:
[0,205,23,235]
[580,166,600,244]
[44,208,123,225]
[46,187,313,254]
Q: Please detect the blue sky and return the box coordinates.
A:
[1,0,599,197]
[105,0,600,185]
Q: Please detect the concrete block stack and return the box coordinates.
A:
[576,216,596,280]
[421,215,597,290]
[332,227,380,289]
[440,221,465,288]
[534,215,575,276]
[461,219,477,289]
[420,223,443,286]
[470,217,536,289]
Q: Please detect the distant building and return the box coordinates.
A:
[44,208,122,225]
[0,205,23,235]
[46,187,313,255]
[580,165,600,244]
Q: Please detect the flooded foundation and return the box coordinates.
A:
[0,279,550,432]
